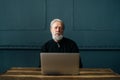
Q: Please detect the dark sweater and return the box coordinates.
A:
[41,37,82,68]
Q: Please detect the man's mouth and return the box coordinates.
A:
[55,33,60,36]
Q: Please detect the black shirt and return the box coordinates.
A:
[41,37,82,68]
[41,37,79,53]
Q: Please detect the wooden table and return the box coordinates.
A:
[0,67,120,80]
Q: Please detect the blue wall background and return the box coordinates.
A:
[0,0,120,74]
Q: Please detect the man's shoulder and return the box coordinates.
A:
[63,37,79,51]
[44,39,54,45]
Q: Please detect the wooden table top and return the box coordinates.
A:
[0,67,120,80]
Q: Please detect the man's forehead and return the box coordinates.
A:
[52,21,62,25]
[51,22,63,27]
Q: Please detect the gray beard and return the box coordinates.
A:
[52,35,63,42]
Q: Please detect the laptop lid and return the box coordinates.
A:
[40,53,80,75]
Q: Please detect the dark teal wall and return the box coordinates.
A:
[0,0,120,74]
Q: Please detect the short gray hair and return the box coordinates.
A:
[50,19,65,30]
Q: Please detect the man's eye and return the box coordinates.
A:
[55,27,57,29]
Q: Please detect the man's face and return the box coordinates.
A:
[50,21,64,41]
[50,21,64,37]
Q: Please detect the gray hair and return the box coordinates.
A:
[50,19,65,30]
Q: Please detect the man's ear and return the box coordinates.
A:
[50,26,52,33]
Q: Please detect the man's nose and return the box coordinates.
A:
[56,28,60,32]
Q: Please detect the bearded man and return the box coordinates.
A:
[41,19,82,67]
[41,18,79,52]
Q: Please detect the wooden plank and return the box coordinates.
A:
[5,70,116,75]
[10,67,41,71]
[6,67,117,75]
[9,67,114,73]
[0,75,120,80]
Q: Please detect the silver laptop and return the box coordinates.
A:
[40,53,80,75]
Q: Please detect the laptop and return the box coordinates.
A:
[40,53,80,75]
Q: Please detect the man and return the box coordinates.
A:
[41,19,82,67]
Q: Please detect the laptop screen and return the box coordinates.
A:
[40,53,80,75]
